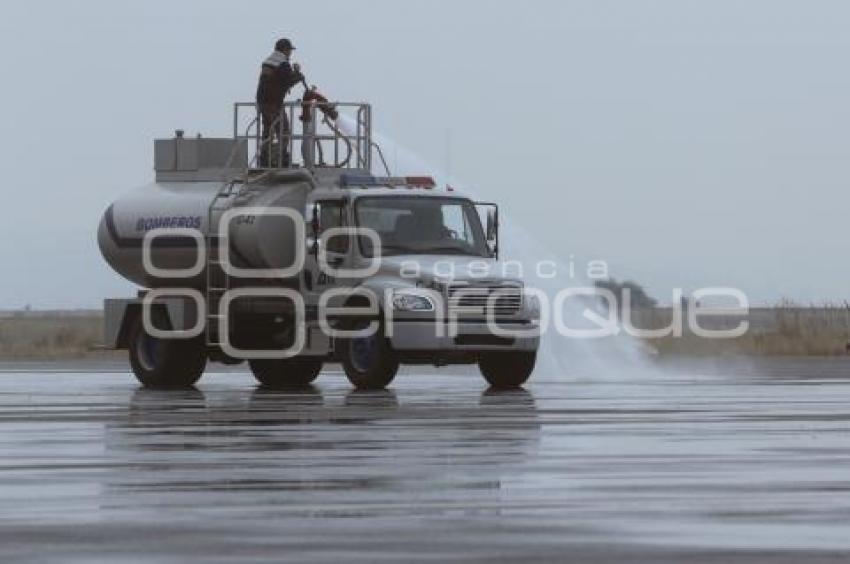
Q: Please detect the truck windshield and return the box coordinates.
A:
[355,196,489,257]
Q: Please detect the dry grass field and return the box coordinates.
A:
[0,311,118,360]
[632,306,850,357]
[2,307,850,360]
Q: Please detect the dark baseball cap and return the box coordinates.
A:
[275,38,296,51]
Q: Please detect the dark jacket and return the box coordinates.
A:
[256,50,303,106]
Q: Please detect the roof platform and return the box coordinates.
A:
[155,100,390,184]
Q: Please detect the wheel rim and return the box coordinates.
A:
[350,333,379,373]
[136,331,163,372]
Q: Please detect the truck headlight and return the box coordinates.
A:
[392,291,436,312]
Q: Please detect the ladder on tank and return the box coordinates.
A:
[204,178,242,348]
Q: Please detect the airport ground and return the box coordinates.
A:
[1,358,849,562]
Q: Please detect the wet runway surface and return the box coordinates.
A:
[2,358,850,562]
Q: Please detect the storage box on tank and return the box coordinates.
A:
[154,132,248,182]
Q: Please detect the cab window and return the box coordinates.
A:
[318,201,349,254]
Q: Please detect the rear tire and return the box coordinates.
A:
[339,319,399,390]
[249,357,323,388]
[478,351,536,389]
[128,312,206,389]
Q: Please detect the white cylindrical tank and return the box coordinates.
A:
[98,176,312,288]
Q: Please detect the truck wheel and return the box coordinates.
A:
[248,357,323,388]
[128,313,206,389]
[339,320,399,390]
[478,351,536,389]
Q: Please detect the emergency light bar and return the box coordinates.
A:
[404,176,436,188]
[340,174,436,189]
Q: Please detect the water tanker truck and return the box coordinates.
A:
[98,100,540,389]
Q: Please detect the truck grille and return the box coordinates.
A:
[446,282,523,316]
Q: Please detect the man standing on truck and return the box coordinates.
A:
[256,38,304,167]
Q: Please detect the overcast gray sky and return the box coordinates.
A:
[0,0,848,308]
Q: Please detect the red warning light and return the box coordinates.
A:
[405,176,435,188]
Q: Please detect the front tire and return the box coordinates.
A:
[128,312,206,389]
[478,351,536,389]
[249,357,323,388]
[338,320,399,390]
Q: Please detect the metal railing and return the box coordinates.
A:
[233,101,374,172]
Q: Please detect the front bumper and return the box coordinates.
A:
[388,320,539,352]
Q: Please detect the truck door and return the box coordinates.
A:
[305,198,353,296]
[301,198,355,355]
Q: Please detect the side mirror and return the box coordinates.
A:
[486,209,497,241]
[475,202,499,259]
[309,202,321,255]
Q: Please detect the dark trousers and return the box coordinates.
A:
[259,102,290,167]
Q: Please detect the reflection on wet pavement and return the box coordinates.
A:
[1,359,850,563]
